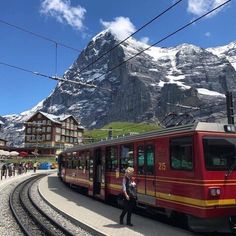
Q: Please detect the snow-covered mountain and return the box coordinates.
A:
[207,42,236,71]
[1,30,236,146]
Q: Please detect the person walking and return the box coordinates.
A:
[1,163,7,180]
[119,167,137,226]
[33,162,37,173]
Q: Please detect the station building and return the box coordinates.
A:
[24,111,84,157]
[0,138,7,149]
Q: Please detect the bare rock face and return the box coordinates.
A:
[1,30,236,146]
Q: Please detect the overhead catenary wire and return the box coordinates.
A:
[166,101,228,114]
[77,0,184,74]
[0,19,81,53]
[0,62,97,88]
[55,43,58,77]
[92,0,231,82]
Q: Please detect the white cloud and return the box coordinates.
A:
[140,37,150,44]
[100,17,136,40]
[40,0,86,31]
[205,32,211,37]
[187,0,227,17]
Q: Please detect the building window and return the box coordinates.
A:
[42,127,46,132]
[55,135,61,142]
[27,128,31,134]
[61,136,65,142]
[47,120,51,125]
[37,113,42,118]
[56,127,61,133]
[47,126,51,132]
[46,134,51,140]
[62,129,65,135]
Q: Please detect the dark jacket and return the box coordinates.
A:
[123,176,137,199]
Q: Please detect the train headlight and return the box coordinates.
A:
[224,125,236,133]
[209,187,221,197]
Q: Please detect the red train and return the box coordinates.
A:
[58,122,236,233]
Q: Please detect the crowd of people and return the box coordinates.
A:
[0,162,38,180]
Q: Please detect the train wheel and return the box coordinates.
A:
[169,211,190,230]
[229,216,236,233]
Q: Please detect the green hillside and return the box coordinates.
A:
[83,122,160,143]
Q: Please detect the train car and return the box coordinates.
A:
[58,122,236,233]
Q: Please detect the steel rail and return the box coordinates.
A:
[9,174,74,236]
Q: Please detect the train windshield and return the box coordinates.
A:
[203,137,236,171]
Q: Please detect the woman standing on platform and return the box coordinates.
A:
[119,167,137,226]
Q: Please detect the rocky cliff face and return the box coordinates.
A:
[1,30,236,146]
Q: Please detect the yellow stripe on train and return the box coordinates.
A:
[106,183,236,208]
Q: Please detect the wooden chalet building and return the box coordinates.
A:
[0,138,7,149]
[24,111,84,156]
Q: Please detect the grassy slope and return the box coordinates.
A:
[83,122,160,142]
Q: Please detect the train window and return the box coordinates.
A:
[79,153,86,170]
[68,160,73,169]
[72,160,78,169]
[89,158,93,181]
[86,152,90,170]
[106,146,118,172]
[146,145,155,175]
[203,137,236,171]
[62,160,67,168]
[137,146,144,174]
[120,144,134,173]
[170,136,193,170]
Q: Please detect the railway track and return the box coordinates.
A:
[9,174,74,236]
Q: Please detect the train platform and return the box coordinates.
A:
[39,173,195,236]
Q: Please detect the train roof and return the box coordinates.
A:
[60,122,234,154]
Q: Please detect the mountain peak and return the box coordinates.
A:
[91,29,113,42]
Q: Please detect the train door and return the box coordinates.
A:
[137,142,156,205]
[93,148,102,196]
[144,144,155,197]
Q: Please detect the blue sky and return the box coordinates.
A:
[0,0,235,116]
